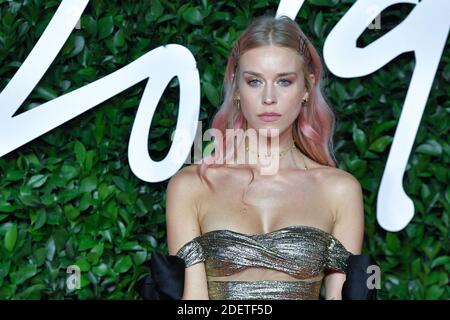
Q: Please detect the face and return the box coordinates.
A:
[235,45,314,138]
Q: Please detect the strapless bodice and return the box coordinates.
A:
[176,225,352,300]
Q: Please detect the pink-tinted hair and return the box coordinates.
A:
[197,15,337,188]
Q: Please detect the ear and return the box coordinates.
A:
[309,73,315,87]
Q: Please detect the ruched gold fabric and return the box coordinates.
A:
[176,225,352,300]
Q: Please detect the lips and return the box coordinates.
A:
[258,112,281,122]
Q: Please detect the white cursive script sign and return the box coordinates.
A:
[0,0,200,183]
[277,0,450,231]
[1,0,448,231]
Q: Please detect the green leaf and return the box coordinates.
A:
[89,242,104,259]
[431,256,450,269]
[112,176,128,192]
[75,257,91,272]
[33,247,47,266]
[102,200,118,221]
[372,120,397,137]
[420,184,431,201]
[98,183,114,201]
[64,204,80,221]
[132,251,147,266]
[79,192,92,212]
[80,15,97,36]
[19,185,40,206]
[60,165,79,181]
[85,150,96,171]
[77,67,96,79]
[5,170,24,181]
[313,11,324,37]
[352,124,367,153]
[386,232,400,252]
[16,284,45,299]
[182,7,203,25]
[68,35,85,58]
[98,16,114,39]
[92,263,109,277]
[369,136,393,153]
[113,255,132,273]
[33,209,47,230]
[0,262,11,280]
[411,258,421,276]
[146,0,164,22]
[416,140,442,157]
[203,82,220,106]
[99,230,113,244]
[80,274,90,288]
[425,285,444,299]
[351,160,367,176]
[27,174,48,189]
[78,236,97,251]
[74,140,86,165]
[151,0,164,19]
[35,85,58,101]
[120,241,143,251]
[334,82,350,100]
[4,223,17,252]
[46,237,55,261]
[0,200,15,213]
[10,264,37,285]
[80,176,97,193]
[113,29,125,47]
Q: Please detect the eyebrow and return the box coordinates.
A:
[243,71,297,77]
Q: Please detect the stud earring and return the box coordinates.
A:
[302,91,310,104]
[302,95,308,106]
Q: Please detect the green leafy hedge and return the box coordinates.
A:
[0,0,448,299]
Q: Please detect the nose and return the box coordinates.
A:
[263,87,276,105]
[264,97,275,104]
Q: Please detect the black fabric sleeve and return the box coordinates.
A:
[135,252,185,300]
[342,254,378,300]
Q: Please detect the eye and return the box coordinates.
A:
[247,79,261,87]
[278,79,292,86]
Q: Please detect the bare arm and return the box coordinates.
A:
[166,165,209,300]
[324,171,365,300]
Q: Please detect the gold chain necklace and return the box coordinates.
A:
[245,141,296,158]
[244,141,309,169]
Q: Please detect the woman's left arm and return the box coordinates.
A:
[324,171,365,300]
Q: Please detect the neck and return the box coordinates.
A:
[231,124,299,173]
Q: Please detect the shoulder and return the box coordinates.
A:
[315,166,364,222]
[309,167,365,255]
[166,165,210,299]
[167,164,204,192]
[166,164,207,206]
[324,167,362,198]
[327,169,365,248]
[166,165,205,254]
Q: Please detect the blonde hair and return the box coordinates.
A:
[198,15,337,188]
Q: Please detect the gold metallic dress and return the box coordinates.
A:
[175,225,352,300]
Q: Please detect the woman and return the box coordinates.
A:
[164,15,366,300]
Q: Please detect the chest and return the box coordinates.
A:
[198,169,336,234]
